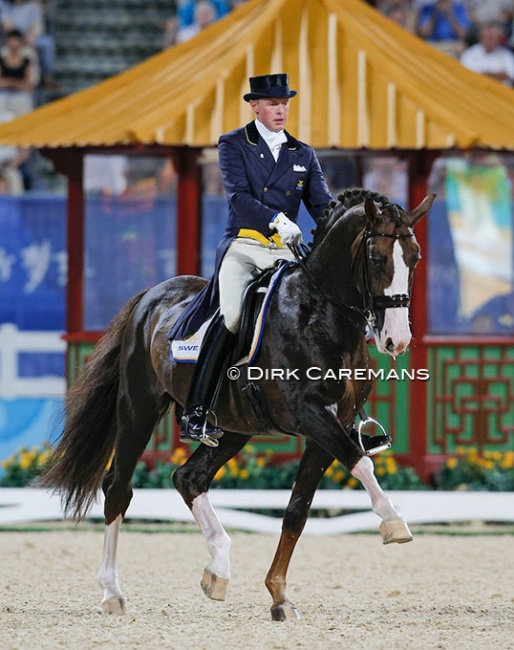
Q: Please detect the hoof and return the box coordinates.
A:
[271,602,301,621]
[201,568,228,601]
[380,519,413,545]
[101,597,127,615]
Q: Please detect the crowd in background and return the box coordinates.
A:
[1,0,514,196]
[372,0,514,83]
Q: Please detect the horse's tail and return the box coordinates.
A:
[40,289,148,521]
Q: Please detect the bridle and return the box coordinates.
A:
[354,223,415,331]
[289,211,415,334]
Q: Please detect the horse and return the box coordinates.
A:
[41,188,435,621]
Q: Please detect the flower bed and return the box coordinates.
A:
[2,443,513,491]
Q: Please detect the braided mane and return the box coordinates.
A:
[311,188,392,250]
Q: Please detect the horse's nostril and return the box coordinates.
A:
[385,338,394,352]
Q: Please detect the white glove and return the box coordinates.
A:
[269,212,303,246]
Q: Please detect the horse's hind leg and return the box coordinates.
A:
[265,440,334,621]
[351,455,412,544]
[97,391,171,614]
[173,431,248,601]
[97,501,125,614]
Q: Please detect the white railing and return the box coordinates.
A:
[0,323,66,398]
[0,489,512,532]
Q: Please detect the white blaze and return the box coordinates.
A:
[376,240,411,356]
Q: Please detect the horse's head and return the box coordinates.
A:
[353,194,435,358]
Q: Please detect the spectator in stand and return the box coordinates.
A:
[0,108,30,193]
[177,0,229,29]
[176,0,218,43]
[417,0,471,57]
[465,0,514,45]
[461,22,514,86]
[0,29,35,116]
[164,0,246,48]
[380,1,417,31]
[0,0,55,88]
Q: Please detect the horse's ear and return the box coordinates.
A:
[408,193,436,227]
[364,198,379,223]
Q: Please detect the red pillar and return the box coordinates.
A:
[175,147,202,276]
[41,148,85,334]
[406,150,439,480]
[65,153,84,334]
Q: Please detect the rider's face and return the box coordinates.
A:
[249,98,290,132]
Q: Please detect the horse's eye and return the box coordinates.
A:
[369,255,386,268]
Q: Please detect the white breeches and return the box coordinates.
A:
[218,237,296,333]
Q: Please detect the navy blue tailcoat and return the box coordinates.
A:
[169,121,333,340]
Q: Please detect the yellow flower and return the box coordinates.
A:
[256,457,266,468]
[467,448,479,460]
[500,452,514,469]
[333,469,345,483]
[228,458,238,476]
[446,457,458,470]
[346,477,358,489]
[38,450,51,466]
[385,458,397,473]
[170,447,188,465]
[214,466,225,480]
[18,452,32,471]
[240,469,250,480]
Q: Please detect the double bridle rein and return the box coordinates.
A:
[290,215,415,333]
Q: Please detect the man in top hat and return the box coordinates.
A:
[173,72,334,446]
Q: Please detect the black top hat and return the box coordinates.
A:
[243,73,297,102]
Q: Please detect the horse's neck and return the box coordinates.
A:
[308,212,364,300]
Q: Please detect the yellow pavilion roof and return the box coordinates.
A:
[0,0,513,150]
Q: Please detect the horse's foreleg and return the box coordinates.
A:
[351,455,413,544]
[173,431,248,601]
[265,441,334,621]
[97,513,127,614]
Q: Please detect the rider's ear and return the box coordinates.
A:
[364,198,378,224]
[408,193,436,227]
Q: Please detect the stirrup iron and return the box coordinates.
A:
[180,408,224,448]
[354,416,392,456]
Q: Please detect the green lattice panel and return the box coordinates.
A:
[67,341,96,387]
[367,347,411,454]
[427,344,514,454]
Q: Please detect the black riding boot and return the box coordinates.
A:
[180,313,236,447]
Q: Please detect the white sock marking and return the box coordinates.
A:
[192,493,231,579]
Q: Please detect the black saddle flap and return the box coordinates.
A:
[233,259,289,361]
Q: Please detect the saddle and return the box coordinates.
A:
[169,259,295,364]
[232,259,291,363]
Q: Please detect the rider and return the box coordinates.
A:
[177,73,334,446]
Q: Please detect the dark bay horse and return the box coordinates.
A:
[41,188,435,620]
